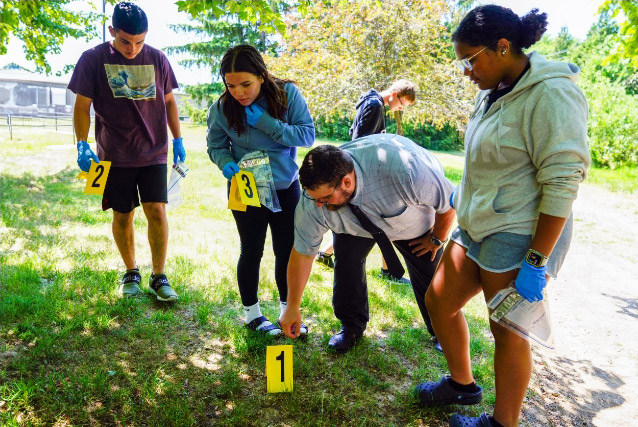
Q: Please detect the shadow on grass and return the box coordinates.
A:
[1,255,495,426]
[1,167,492,425]
[1,169,111,232]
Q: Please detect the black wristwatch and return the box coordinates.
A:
[430,234,447,247]
[524,249,548,268]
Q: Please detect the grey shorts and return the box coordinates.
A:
[450,212,573,278]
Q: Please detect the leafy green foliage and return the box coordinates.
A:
[580,76,638,167]
[181,82,225,124]
[599,0,638,68]
[175,0,313,35]
[314,114,463,150]
[164,15,279,74]
[534,14,638,167]
[266,0,476,132]
[0,0,104,74]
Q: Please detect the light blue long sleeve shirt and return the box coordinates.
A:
[206,82,315,190]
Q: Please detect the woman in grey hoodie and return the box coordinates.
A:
[415,6,590,427]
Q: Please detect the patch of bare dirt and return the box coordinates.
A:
[523,183,638,426]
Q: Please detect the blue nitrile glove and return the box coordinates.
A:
[222,161,239,180]
[514,261,547,302]
[449,191,455,209]
[245,104,264,127]
[172,137,186,164]
[76,140,99,172]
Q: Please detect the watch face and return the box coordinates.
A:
[525,250,546,267]
[527,252,541,266]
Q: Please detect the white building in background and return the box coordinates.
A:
[0,68,189,117]
[0,68,75,115]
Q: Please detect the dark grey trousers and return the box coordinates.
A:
[332,231,443,336]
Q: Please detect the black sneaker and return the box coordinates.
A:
[315,251,335,268]
[148,273,178,301]
[379,269,411,284]
[119,269,141,297]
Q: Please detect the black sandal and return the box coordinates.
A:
[245,316,282,336]
[414,375,483,407]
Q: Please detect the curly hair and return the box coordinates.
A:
[218,45,295,136]
[299,145,354,190]
[452,5,548,55]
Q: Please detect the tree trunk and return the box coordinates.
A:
[394,110,403,135]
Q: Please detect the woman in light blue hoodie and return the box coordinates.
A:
[207,45,314,337]
[415,6,590,427]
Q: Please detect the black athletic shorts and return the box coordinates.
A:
[102,164,168,213]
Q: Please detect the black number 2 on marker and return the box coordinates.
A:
[92,165,105,188]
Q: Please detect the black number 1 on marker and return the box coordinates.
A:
[275,350,284,382]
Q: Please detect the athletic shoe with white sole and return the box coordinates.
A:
[148,273,178,301]
[119,269,141,297]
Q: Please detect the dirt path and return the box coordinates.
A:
[523,183,638,426]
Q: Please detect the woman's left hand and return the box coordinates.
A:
[245,104,264,126]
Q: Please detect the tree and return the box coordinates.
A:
[164,10,281,123]
[165,17,278,74]
[0,0,103,74]
[599,0,637,68]
[266,0,475,131]
[534,15,638,167]
[175,0,313,35]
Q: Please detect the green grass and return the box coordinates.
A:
[587,165,637,193]
[0,124,626,425]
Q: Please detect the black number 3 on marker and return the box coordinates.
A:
[241,173,253,198]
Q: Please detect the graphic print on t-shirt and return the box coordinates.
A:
[104,64,156,100]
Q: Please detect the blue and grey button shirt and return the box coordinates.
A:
[294,134,454,256]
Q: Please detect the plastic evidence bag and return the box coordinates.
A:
[167,162,189,209]
[238,151,281,212]
[487,285,554,349]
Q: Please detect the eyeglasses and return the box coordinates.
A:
[302,177,343,205]
[394,95,411,110]
[455,46,487,72]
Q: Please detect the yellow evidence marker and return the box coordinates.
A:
[81,160,111,195]
[236,170,261,207]
[228,175,247,211]
[266,345,293,393]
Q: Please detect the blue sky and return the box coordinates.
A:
[1,0,605,86]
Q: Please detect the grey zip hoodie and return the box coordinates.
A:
[452,51,591,242]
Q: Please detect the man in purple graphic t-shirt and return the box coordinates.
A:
[68,2,185,302]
